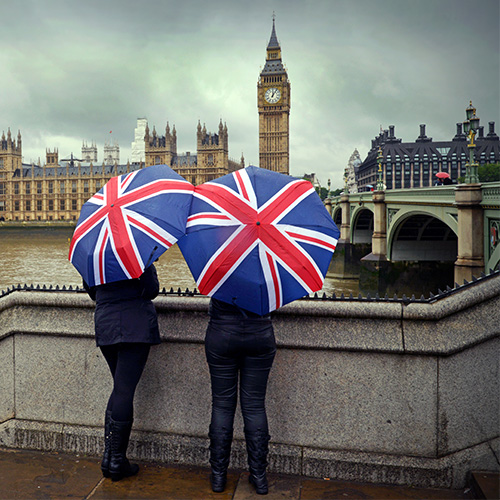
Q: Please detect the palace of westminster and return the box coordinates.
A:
[1,20,499,223]
[0,20,291,222]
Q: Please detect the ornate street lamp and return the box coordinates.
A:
[462,101,480,183]
[327,178,331,198]
[376,147,385,191]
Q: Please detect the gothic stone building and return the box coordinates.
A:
[258,18,290,175]
[144,120,243,186]
[0,19,288,222]
[0,131,143,222]
[0,120,244,222]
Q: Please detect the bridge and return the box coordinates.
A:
[327,182,500,286]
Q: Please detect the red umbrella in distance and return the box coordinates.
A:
[435,172,450,179]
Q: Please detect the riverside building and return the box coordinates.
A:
[356,119,500,192]
[0,121,243,222]
[0,19,289,223]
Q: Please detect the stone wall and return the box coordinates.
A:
[0,275,499,489]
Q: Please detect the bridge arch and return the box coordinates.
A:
[487,225,500,271]
[332,206,342,228]
[351,206,374,244]
[388,210,458,262]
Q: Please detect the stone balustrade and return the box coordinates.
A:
[0,273,499,489]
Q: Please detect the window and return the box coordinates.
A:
[37,200,42,211]
[26,200,31,211]
[48,200,54,211]
[37,182,42,194]
[60,199,65,210]
[14,200,19,211]
[83,180,89,193]
[72,199,77,210]
[48,181,54,194]
[60,181,65,194]
[25,182,31,194]
[72,181,77,193]
[0,201,5,211]
[14,182,19,194]
[0,183,5,195]
[155,156,161,165]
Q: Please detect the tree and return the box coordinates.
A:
[318,187,329,200]
[478,163,500,182]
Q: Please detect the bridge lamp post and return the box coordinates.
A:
[376,147,385,191]
[463,101,480,184]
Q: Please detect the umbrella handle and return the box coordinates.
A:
[145,246,158,269]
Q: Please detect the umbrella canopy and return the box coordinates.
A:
[435,171,451,179]
[69,164,193,287]
[178,166,340,315]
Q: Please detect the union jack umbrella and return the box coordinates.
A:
[178,166,340,315]
[69,164,194,287]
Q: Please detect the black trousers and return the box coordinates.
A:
[100,343,150,422]
[205,318,276,434]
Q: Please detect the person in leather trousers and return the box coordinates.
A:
[205,297,277,495]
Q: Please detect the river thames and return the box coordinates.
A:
[0,226,359,296]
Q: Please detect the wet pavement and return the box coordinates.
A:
[0,447,471,500]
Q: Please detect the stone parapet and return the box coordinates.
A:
[0,274,499,489]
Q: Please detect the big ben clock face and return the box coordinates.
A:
[265,87,281,104]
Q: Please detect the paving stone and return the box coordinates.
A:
[0,447,474,500]
[91,462,239,500]
[233,471,301,499]
[299,477,468,500]
[0,447,101,500]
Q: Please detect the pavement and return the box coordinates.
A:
[0,447,472,500]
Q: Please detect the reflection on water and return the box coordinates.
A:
[0,227,358,296]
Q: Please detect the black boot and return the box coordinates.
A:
[208,426,233,493]
[245,429,270,495]
[100,409,112,478]
[109,418,139,482]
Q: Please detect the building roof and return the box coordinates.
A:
[267,19,280,50]
[13,163,142,179]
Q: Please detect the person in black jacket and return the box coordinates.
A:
[84,264,160,482]
[205,297,276,495]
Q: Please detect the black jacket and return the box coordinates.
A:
[84,265,161,346]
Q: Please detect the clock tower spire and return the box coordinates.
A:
[258,16,290,174]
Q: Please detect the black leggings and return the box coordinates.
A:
[100,343,150,422]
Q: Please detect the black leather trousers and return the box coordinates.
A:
[205,316,277,435]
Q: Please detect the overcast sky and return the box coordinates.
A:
[1,0,498,188]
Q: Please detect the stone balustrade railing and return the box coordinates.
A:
[0,271,499,489]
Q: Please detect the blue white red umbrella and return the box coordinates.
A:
[178,165,340,315]
[69,164,194,287]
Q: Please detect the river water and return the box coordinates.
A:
[0,227,358,296]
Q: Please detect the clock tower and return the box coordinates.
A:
[258,17,290,174]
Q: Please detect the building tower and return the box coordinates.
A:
[258,16,291,174]
[104,140,120,165]
[131,118,148,163]
[0,129,22,218]
[81,141,97,163]
[144,122,177,166]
